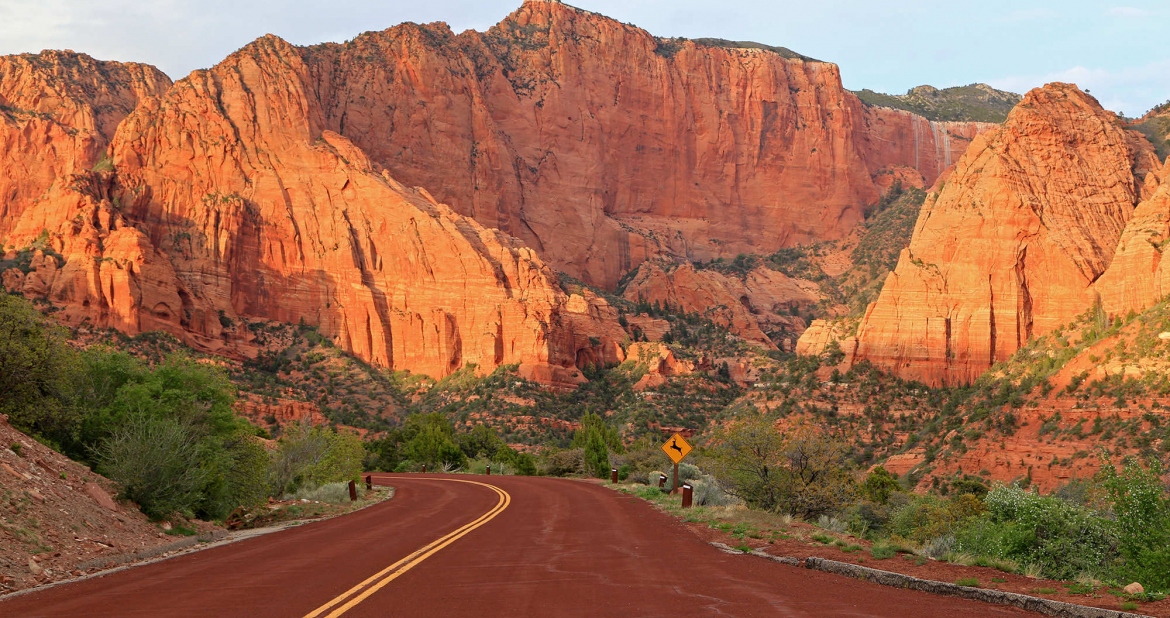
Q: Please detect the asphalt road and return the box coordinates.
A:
[0,474,1036,617]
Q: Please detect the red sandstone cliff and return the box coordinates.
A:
[1,40,621,386]
[0,3,1000,384]
[0,51,171,238]
[622,261,817,350]
[290,0,994,288]
[844,83,1159,385]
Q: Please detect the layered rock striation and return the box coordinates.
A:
[0,2,1002,384]
[290,0,994,288]
[0,51,171,237]
[1,40,620,385]
[841,83,1160,385]
[622,261,817,350]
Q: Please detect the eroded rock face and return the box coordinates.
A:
[626,342,692,391]
[0,51,171,237]
[3,40,621,384]
[288,0,993,288]
[622,261,817,349]
[0,5,999,384]
[1094,159,1170,314]
[850,83,1159,385]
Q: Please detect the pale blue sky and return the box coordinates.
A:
[1,0,1166,116]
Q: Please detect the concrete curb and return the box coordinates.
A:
[709,543,1150,618]
[76,530,230,572]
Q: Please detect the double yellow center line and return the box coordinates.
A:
[303,478,511,618]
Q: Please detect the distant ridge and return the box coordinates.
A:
[853,83,1021,123]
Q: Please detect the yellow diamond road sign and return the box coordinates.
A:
[661,433,692,464]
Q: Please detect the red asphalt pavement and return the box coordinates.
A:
[0,474,1038,617]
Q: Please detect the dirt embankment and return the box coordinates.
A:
[0,414,197,593]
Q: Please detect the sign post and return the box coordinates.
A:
[660,432,693,494]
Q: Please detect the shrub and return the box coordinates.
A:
[270,424,364,495]
[959,484,1117,580]
[707,418,856,517]
[889,493,983,544]
[512,452,538,476]
[691,475,736,507]
[1101,458,1170,591]
[542,448,583,477]
[861,466,901,504]
[96,414,209,519]
[292,481,353,504]
[400,413,466,470]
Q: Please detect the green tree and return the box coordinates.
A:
[582,427,610,479]
[707,419,855,518]
[571,412,624,453]
[1102,458,1170,591]
[0,292,79,448]
[459,423,505,459]
[861,466,901,504]
[270,424,365,495]
[401,413,466,469]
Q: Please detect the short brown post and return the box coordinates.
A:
[671,462,679,494]
[422,464,426,474]
[610,468,618,483]
[348,480,358,502]
[658,474,667,489]
[486,464,491,475]
[365,475,372,490]
[681,483,693,508]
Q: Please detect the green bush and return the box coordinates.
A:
[954,485,1116,580]
[888,493,984,544]
[1102,458,1170,591]
[706,418,855,517]
[541,448,583,477]
[96,415,209,519]
[400,413,466,470]
[270,424,365,495]
[862,466,901,504]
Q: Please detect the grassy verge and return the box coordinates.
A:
[612,482,1170,616]
[226,486,393,530]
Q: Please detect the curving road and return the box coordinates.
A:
[0,474,1035,617]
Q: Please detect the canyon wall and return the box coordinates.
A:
[0,51,171,237]
[294,0,993,288]
[1,40,622,385]
[0,1,1000,382]
[844,83,1160,385]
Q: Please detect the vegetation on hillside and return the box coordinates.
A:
[689,38,820,62]
[853,83,1021,123]
[0,292,364,521]
[1133,102,1170,160]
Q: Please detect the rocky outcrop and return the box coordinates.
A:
[795,318,857,364]
[622,261,817,350]
[234,395,328,428]
[1094,159,1170,314]
[848,83,1159,385]
[3,39,622,384]
[0,51,171,238]
[626,342,692,391]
